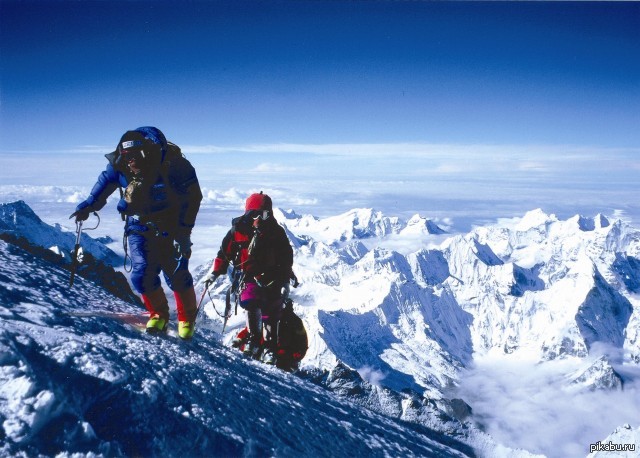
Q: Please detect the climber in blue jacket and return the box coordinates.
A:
[71,126,203,339]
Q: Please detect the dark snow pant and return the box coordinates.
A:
[240,281,283,350]
[127,228,196,321]
[127,230,194,293]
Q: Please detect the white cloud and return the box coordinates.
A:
[432,164,468,174]
[65,191,87,204]
[0,185,92,203]
[202,187,245,207]
[517,161,549,172]
[178,142,640,160]
[455,354,640,458]
[249,163,300,174]
[358,366,387,386]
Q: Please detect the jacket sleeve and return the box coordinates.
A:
[256,224,294,285]
[168,157,203,234]
[80,163,121,212]
[212,228,236,274]
[277,226,294,278]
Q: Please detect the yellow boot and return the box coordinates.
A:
[174,287,197,339]
[141,288,170,334]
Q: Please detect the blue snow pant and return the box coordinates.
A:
[127,225,193,294]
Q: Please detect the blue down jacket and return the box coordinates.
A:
[77,127,202,239]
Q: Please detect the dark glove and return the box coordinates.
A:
[173,234,192,259]
[70,200,93,221]
[116,198,129,214]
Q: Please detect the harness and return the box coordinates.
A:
[122,216,169,273]
[225,267,244,321]
[221,221,263,318]
[118,164,179,272]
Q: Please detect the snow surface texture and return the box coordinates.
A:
[1,201,639,457]
[0,238,474,457]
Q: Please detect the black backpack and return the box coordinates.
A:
[276,299,308,371]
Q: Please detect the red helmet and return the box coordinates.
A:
[245,192,272,212]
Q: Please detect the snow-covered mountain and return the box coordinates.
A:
[2,200,639,457]
[0,200,121,266]
[236,206,639,456]
[246,208,639,394]
[0,201,139,305]
[273,207,447,247]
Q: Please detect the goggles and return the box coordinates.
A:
[120,148,146,163]
[247,209,270,221]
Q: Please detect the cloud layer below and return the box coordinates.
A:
[455,353,640,458]
[3,142,639,232]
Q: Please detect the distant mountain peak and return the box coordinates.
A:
[514,208,557,231]
[0,199,45,227]
[568,356,624,391]
[573,213,611,231]
[279,207,445,244]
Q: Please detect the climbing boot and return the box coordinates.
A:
[178,321,195,340]
[146,314,168,334]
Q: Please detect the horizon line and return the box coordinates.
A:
[2,142,639,157]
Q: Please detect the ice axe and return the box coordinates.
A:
[194,275,232,331]
[195,284,210,317]
[68,211,99,287]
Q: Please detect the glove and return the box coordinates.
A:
[173,234,192,259]
[70,200,93,221]
[203,271,219,288]
[116,198,129,214]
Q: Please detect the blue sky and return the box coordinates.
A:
[1,0,638,150]
[1,1,639,228]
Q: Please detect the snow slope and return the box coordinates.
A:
[0,238,474,457]
[0,200,139,306]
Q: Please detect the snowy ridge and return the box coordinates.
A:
[273,207,446,246]
[567,356,624,391]
[0,200,120,266]
[0,238,475,457]
[439,209,639,362]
